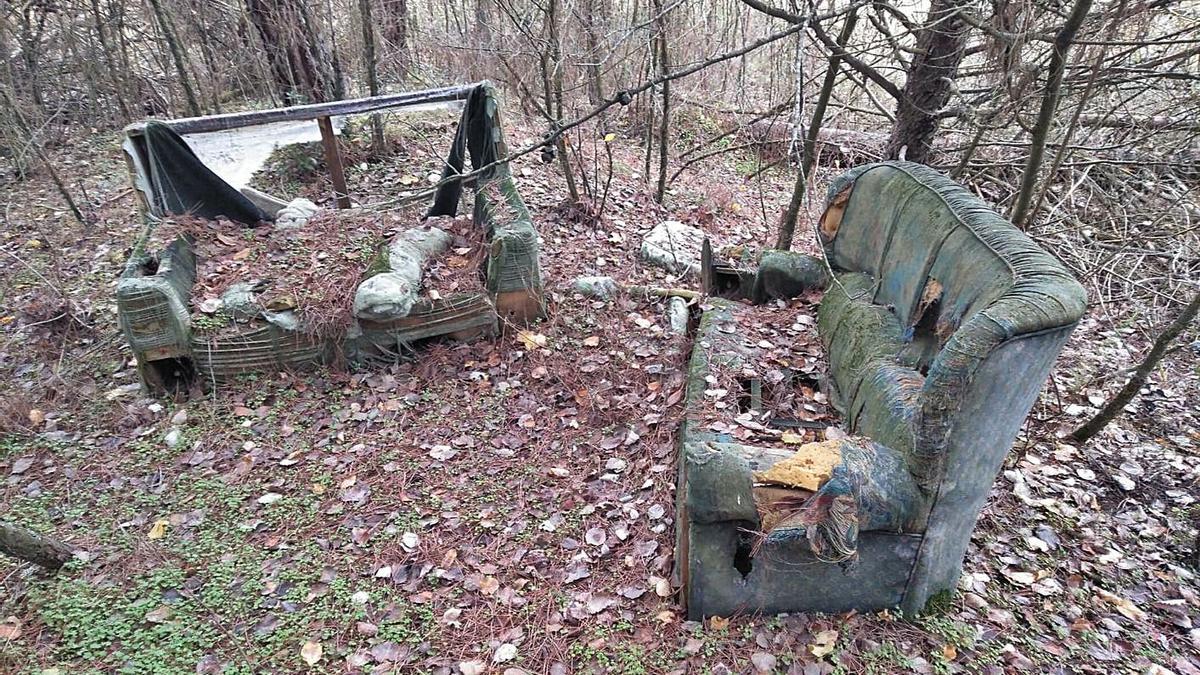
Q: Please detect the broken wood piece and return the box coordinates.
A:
[123,84,478,137]
[701,238,758,299]
[626,285,700,300]
[0,521,74,571]
[494,288,545,324]
[753,485,815,532]
[317,115,351,209]
[568,275,699,301]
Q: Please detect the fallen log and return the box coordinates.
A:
[739,121,888,164]
[0,521,74,570]
[1076,113,1200,132]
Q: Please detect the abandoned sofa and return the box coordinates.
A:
[676,161,1087,617]
[116,83,543,392]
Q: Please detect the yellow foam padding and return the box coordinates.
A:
[752,439,843,491]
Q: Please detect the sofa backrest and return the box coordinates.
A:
[822,164,1022,359]
[819,162,1087,486]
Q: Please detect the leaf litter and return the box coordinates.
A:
[0,117,1196,675]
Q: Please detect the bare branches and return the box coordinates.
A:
[740,0,902,100]
[1010,0,1095,228]
[1071,290,1200,442]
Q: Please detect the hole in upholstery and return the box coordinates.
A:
[145,357,196,395]
[138,254,160,276]
[733,531,754,577]
[759,371,832,441]
[903,279,944,375]
[737,377,761,413]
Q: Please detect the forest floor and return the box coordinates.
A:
[1,108,1198,675]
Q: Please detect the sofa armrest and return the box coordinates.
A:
[683,441,759,525]
[752,250,830,302]
[755,437,926,562]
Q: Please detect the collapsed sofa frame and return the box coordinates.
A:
[117,82,543,393]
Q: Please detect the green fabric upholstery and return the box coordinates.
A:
[678,161,1087,618]
[682,442,759,525]
[818,273,904,400]
[822,162,1086,487]
[847,362,922,459]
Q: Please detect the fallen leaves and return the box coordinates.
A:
[479,576,500,595]
[650,576,672,598]
[750,652,777,672]
[299,640,323,666]
[1095,588,1148,621]
[144,605,173,624]
[147,519,169,540]
[810,629,839,658]
[517,331,548,350]
[584,527,607,546]
[10,457,34,475]
[492,643,518,663]
[6,125,1196,675]
[1002,569,1037,585]
[460,660,486,675]
[0,616,22,640]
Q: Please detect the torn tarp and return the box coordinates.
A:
[131,122,272,225]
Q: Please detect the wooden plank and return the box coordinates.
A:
[317,116,351,209]
[124,83,480,137]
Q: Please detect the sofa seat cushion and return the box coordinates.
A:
[818,273,902,388]
[848,363,922,458]
[817,271,922,457]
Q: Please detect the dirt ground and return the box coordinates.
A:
[1,110,1198,674]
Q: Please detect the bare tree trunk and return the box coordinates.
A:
[1027,0,1126,223]
[1071,291,1199,443]
[0,521,73,571]
[324,0,346,100]
[0,88,85,224]
[776,8,857,250]
[245,0,336,104]
[642,24,655,184]
[16,5,48,112]
[381,0,411,76]
[147,0,202,116]
[652,0,670,203]
[1009,0,1094,228]
[581,0,607,105]
[245,0,295,103]
[359,0,386,153]
[544,0,580,202]
[883,0,970,164]
[181,4,225,114]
